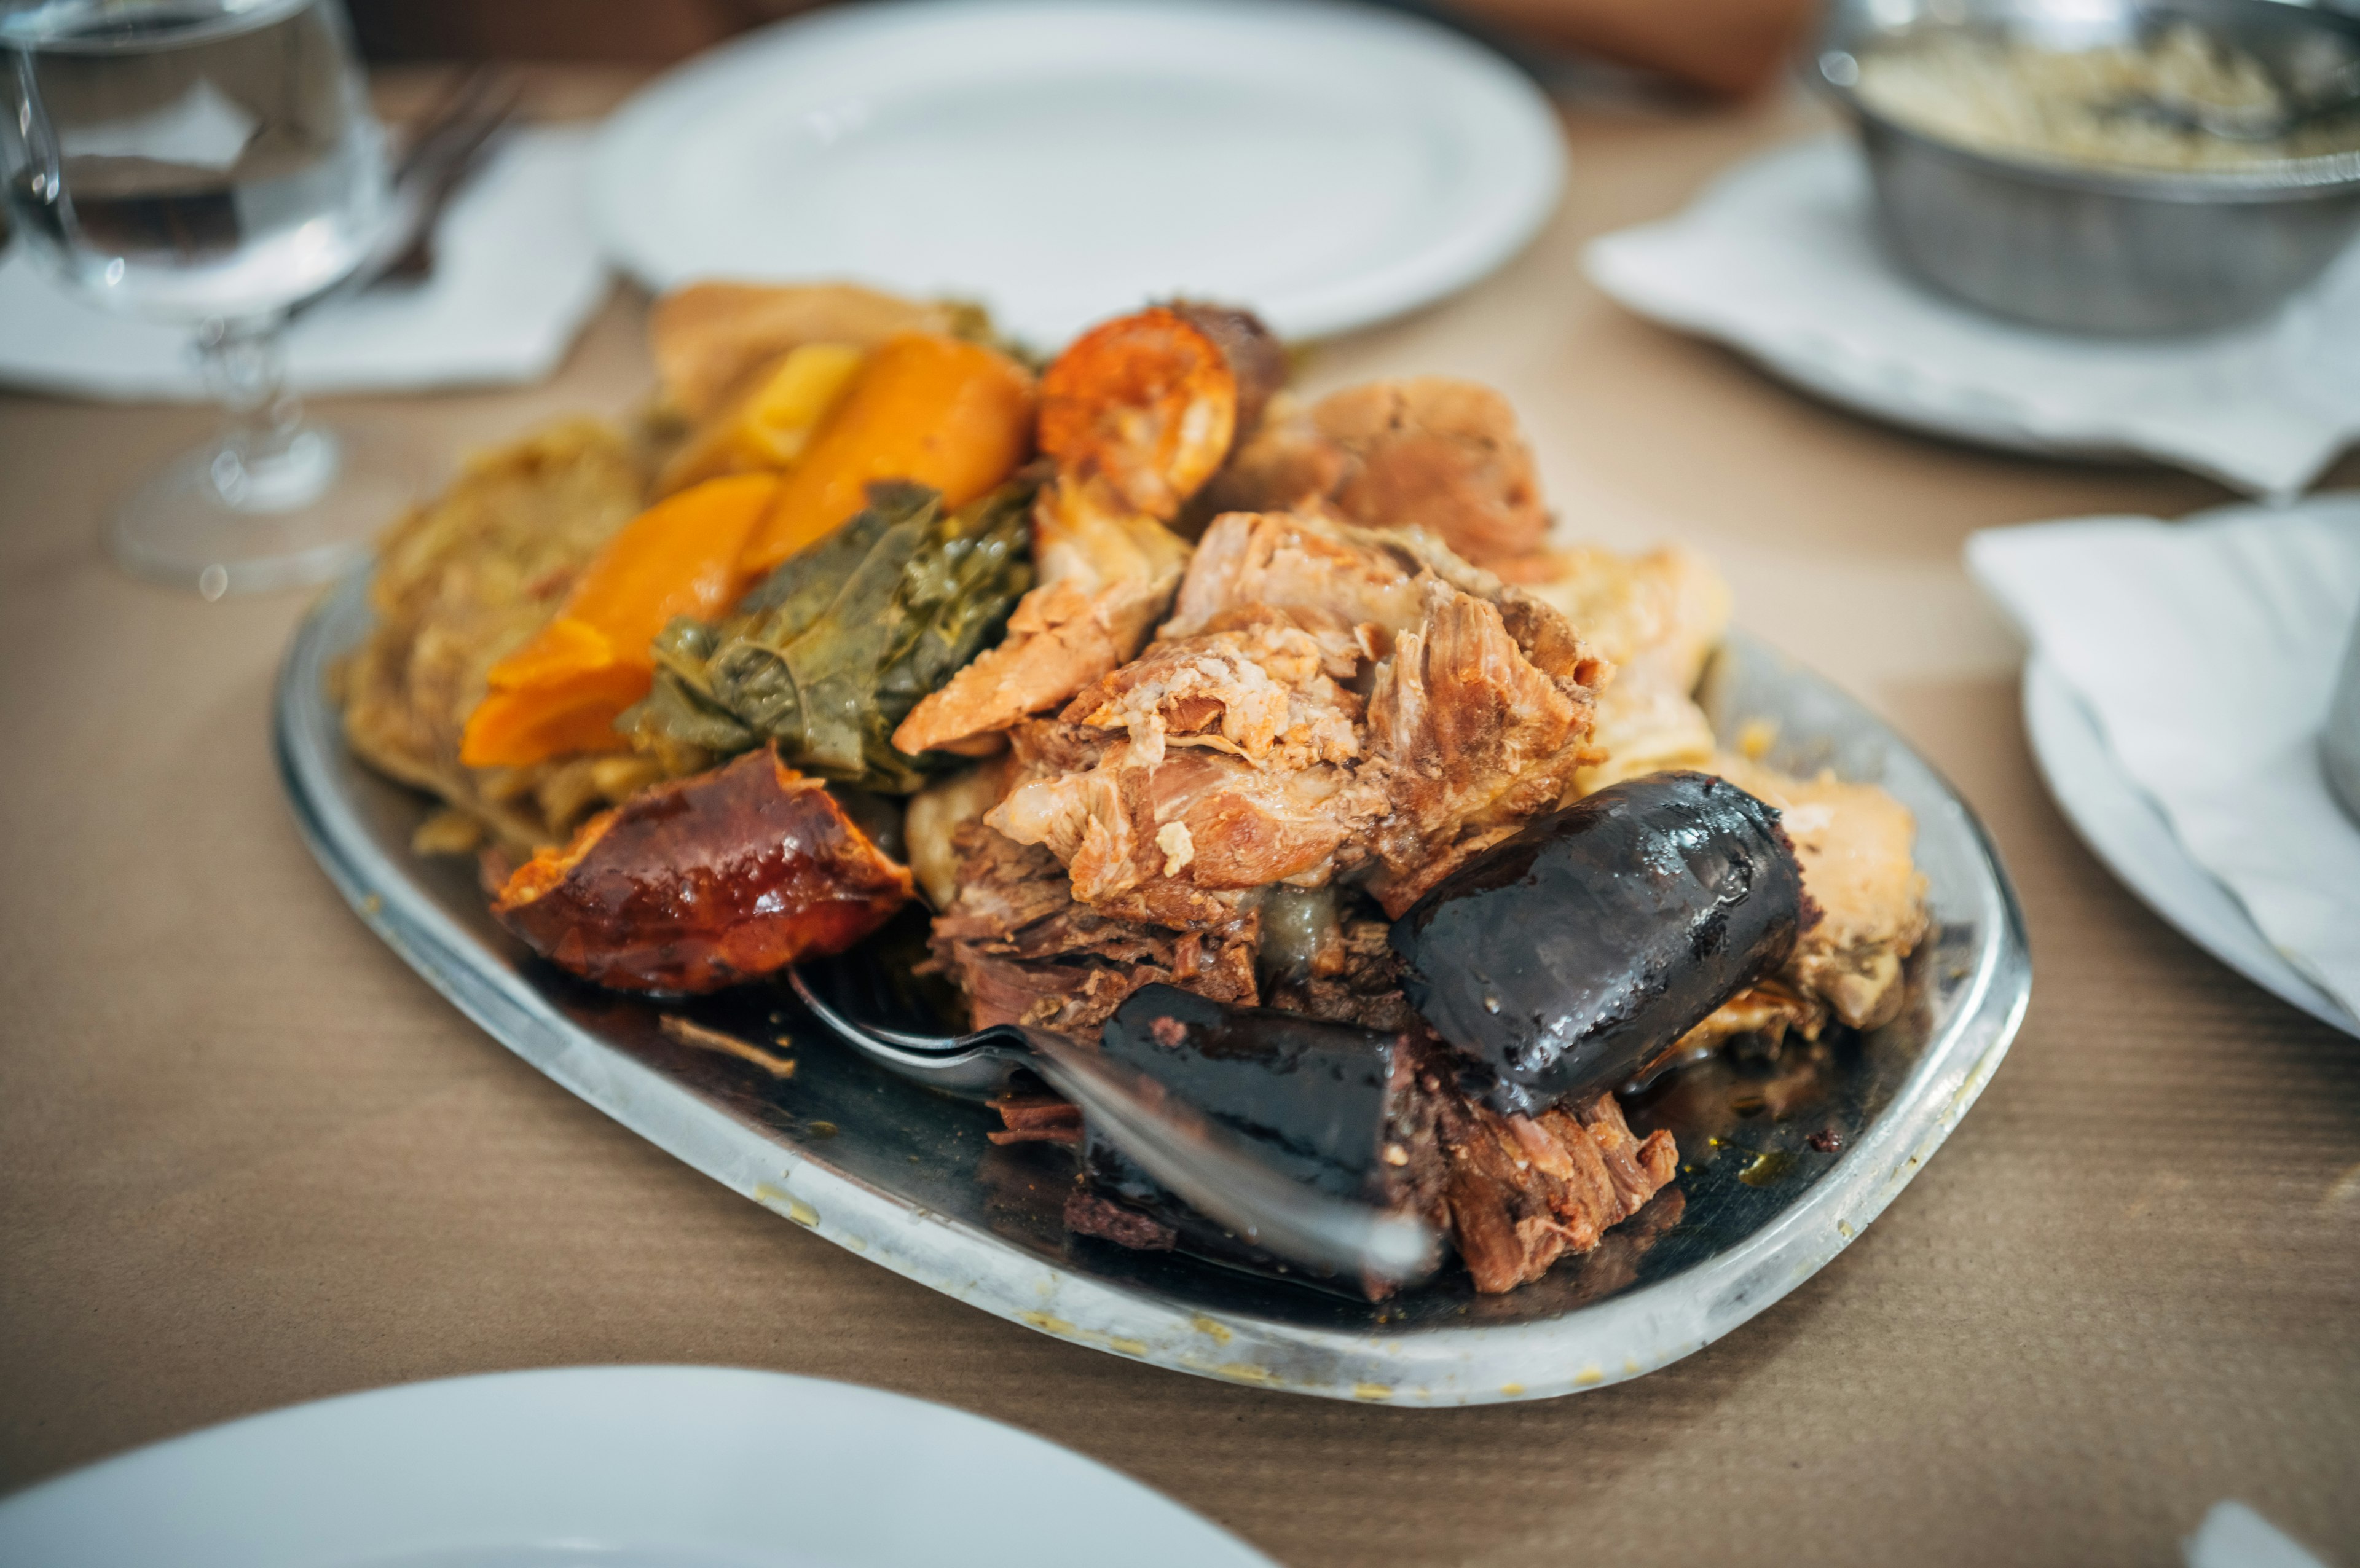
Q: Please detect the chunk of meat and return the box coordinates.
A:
[986,1092,1085,1147]
[1038,304,1283,518]
[1166,302,1288,445]
[1160,508,1430,665]
[1417,1028,1680,1295]
[1710,754,1930,1031]
[1061,616,1365,770]
[894,305,1281,755]
[889,560,1180,758]
[1202,378,1549,570]
[982,617,1386,923]
[929,821,1260,1035]
[986,521,1607,927]
[1264,915,1418,1035]
[492,747,912,994]
[989,732,1389,929]
[1363,579,1608,914]
[1674,977,1830,1055]
[1519,544,1731,794]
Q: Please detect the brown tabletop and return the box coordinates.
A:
[4,69,2357,1568]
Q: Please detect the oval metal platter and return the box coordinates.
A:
[277,568,2029,1406]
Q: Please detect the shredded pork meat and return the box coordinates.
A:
[980,511,1607,925]
[928,820,1259,1037]
[1424,1049,1682,1294]
[1200,378,1550,571]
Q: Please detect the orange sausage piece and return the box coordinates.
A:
[739,332,1035,575]
[1036,305,1238,520]
[460,473,781,769]
[491,747,913,994]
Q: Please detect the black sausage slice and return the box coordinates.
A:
[1389,770,1814,1117]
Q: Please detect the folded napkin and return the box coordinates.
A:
[1587,135,2360,501]
[2184,1502,2329,1568]
[0,125,607,401]
[1968,495,2360,1024]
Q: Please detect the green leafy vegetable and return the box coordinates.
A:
[624,475,1035,793]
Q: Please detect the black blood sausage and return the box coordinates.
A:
[1389,770,1814,1116]
[1093,985,1410,1205]
[1076,986,1437,1296]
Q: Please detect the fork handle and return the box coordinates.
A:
[1006,1025,1439,1289]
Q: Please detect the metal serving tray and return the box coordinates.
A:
[277,568,2029,1406]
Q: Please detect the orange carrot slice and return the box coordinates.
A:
[460,472,781,769]
[739,332,1035,576]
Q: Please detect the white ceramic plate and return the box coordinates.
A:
[2023,656,2358,1037]
[589,0,1565,347]
[0,1366,1272,1567]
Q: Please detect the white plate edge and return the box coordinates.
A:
[585,0,1565,343]
[2020,654,2357,1037]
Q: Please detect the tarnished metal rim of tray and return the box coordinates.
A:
[277,567,2031,1406]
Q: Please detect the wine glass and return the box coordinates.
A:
[1,0,407,597]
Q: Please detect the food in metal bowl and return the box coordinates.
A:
[1820,0,2360,334]
[1854,23,2360,173]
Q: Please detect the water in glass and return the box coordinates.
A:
[3,0,388,322]
[0,0,409,596]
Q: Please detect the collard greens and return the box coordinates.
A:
[625,476,1034,793]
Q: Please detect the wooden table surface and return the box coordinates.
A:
[4,68,2357,1568]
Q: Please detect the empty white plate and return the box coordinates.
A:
[0,1366,1273,1567]
[2023,656,2358,1038]
[589,0,1565,347]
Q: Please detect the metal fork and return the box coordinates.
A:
[787,966,1439,1287]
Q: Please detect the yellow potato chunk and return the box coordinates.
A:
[655,341,868,496]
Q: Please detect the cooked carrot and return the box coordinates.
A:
[739,332,1035,575]
[462,665,653,766]
[460,473,781,769]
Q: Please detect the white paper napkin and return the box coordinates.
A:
[0,125,608,401]
[1967,495,2360,1023]
[2184,1502,2329,1568]
[1586,135,2360,500]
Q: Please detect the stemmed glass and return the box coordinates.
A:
[1,0,407,596]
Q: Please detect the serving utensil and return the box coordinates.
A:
[786,962,1441,1288]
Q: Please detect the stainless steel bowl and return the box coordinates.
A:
[1817,0,2360,335]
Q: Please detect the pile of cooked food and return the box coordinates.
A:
[340,284,1928,1299]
